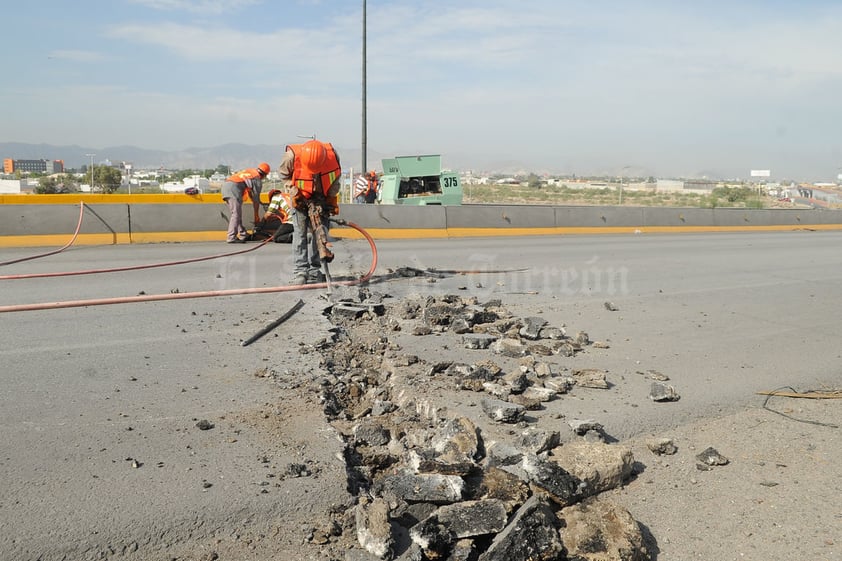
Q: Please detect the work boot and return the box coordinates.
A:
[290,274,308,286]
[308,271,326,284]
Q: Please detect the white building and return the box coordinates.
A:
[160,175,210,193]
[0,179,23,194]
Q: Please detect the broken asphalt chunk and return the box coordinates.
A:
[411,500,508,557]
[480,397,526,423]
[355,497,394,559]
[649,381,680,402]
[560,496,649,561]
[375,473,465,504]
[462,334,497,350]
[477,496,564,561]
[518,317,548,340]
[521,454,587,507]
[696,446,729,467]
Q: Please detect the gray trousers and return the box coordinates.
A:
[291,208,324,277]
[223,189,247,241]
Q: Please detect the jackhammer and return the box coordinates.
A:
[306,198,335,294]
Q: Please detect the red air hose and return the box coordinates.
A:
[0,236,275,280]
[0,220,377,313]
[0,201,85,267]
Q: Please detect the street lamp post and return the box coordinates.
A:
[85,153,96,192]
[362,0,367,174]
[620,165,631,205]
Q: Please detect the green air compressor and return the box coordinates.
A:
[377,155,462,205]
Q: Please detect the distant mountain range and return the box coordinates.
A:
[0,141,510,176]
[1,141,734,180]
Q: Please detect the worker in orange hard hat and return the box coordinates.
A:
[278,139,341,284]
[221,162,270,243]
[354,170,379,204]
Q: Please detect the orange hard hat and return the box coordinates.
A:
[267,188,281,201]
[257,162,270,175]
[300,140,327,170]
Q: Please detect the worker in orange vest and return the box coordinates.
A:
[251,189,294,243]
[354,170,379,204]
[278,139,341,284]
[222,162,270,243]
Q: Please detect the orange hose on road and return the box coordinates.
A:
[0,220,377,314]
[0,201,85,267]
[0,236,274,280]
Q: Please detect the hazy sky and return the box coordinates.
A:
[2,0,841,180]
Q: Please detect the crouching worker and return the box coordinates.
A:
[278,139,341,285]
[251,189,294,243]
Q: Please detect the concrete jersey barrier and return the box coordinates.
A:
[1,194,842,247]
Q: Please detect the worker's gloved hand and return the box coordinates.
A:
[325,195,340,215]
[291,189,308,211]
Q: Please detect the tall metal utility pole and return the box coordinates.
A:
[361,0,367,174]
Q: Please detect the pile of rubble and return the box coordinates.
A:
[300,289,652,561]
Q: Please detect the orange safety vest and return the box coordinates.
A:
[287,142,341,198]
[227,168,263,183]
[227,168,263,200]
[267,191,292,223]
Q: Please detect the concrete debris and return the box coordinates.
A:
[637,369,670,381]
[501,369,529,393]
[462,334,497,349]
[646,437,677,456]
[543,375,574,394]
[356,497,394,559]
[568,418,604,436]
[445,539,475,561]
[574,330,590,345]
[471,466,531,513]
[521,454,587,507]
[410,500,507,556]
[431,417,479,459]
[519,316,548,340]
[649,382,680,402]
[526,343,554,356]
[561,496,649,561]
[353,419,392,447]
[696,446,729,468]
[538,325,566,339]
[572,368,610,389]
[480,397,526,423]
[604,301,620,311]
[372,400,398,416]
[374,473,465,504]
[520,386,556,403]
[483,442,524,468]
[306,293,663,560]
[482,382,511,401]
[550,441,634,496]
[517,427,560,454]
[552,341,580,357]
[490,338,528,357]
[477,496,564,561]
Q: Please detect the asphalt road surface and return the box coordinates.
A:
[1,231,841,560]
